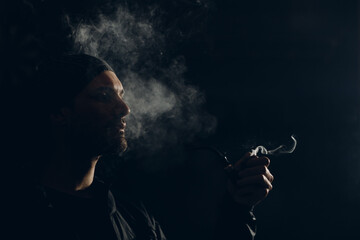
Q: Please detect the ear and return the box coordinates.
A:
[50,107,72,126]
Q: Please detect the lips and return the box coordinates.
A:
[115,120,126,132]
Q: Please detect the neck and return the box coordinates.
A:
[42,144,101,197]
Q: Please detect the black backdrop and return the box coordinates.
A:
[1,0,360,239]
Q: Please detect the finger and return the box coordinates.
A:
[236,175,273,190]
[238,166,274,182]
[244,156,270,168]
[233,152,256,170]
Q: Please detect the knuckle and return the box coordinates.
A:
[269,173,274,182]
[260,165,267,173]
[263,188,270,196]
[260,174,267,182]
[264,157,270,166]
[258,188,269,197]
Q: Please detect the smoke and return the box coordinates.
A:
[66,7,161,68]
[251,135,297,156]
[66,4,217,155]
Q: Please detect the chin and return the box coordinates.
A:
[118,137,128,153]
[103,136,128,156]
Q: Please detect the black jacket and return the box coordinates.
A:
[4,178,255,240]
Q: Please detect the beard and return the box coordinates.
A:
[69,122,128,158]
[101,126,128,156]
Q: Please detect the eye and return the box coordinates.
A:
[99,92,109,99]
[90,87,120,102]
[92,92,113,102]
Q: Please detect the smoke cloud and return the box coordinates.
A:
[251,135,297,156]
[66,4,217,156]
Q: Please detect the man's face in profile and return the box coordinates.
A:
[64,70,130,156]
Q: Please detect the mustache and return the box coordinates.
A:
[108,117,126,128]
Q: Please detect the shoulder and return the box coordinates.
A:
[108,189,166,240]
[110,191,156,228]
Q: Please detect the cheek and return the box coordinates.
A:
[73,103,114,127]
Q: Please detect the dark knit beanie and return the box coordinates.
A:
[35,54,114,113]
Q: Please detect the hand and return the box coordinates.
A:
[226,152,274,208]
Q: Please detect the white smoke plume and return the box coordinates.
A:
[66,4,217,154]
[67,7,160,68]
[251,135,297,156]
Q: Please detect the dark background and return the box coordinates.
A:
[1,0,360,239]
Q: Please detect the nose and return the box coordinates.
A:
[116,98,130,117]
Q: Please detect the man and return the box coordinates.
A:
[5,54,273,240]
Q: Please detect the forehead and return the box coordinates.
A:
[84,70,123,91]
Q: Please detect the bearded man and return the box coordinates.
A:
[4,54,273,240]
